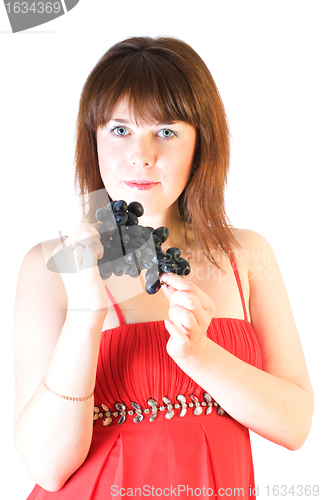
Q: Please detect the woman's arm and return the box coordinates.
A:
[161,229,314,450]
[13,223,108,492]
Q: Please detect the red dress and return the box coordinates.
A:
[27,260,262,499]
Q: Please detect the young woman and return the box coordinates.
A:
[13,36,314,499]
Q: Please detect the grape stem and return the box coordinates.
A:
[118,226,126,256]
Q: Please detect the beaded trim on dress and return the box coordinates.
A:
[93,392,225,426]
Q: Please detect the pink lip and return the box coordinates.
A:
[124,180,159,190]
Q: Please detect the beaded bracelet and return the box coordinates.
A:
[42,378,94,402]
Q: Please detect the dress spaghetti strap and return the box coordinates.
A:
[104,285,126,326]
[229,258,248,322]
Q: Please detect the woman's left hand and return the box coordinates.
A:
[160,273,216,362]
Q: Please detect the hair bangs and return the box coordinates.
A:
[87,50,198,130]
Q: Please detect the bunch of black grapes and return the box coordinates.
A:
[96,200,191,294]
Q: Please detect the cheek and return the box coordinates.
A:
[181,130,197,170]
[96,131,117,176]
[174,146,195,182]
[97,139,106,171]
[97,156,108,182]
[97,143,115,179]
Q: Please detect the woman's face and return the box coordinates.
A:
[96,100,197,218]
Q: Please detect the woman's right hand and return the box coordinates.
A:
[51,219,108,312]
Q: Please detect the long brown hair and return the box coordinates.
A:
[74,36,239,266]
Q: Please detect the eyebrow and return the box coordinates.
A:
[110,119,131,124]
[109,118,178,126]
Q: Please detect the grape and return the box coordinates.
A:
[113,200,128,213]
[174,258,191,276]
[152,234,162,250]
[106,201,116,211]
[124,252,136,265]
[128,201,144,217]
[153,226,169,243]
[166,247,181,260]
[140,247,155,263]
[142,260,156,270]
[127,225,143,238]
[126,212,139,226]
[99,261,113,279]
[160,262,175,273]
[108,246,123,261]
[121,233,131,246]
[113,259,129,276]
[140,226,152,240]
[100,268,113,280]
[153,250,171,265]
[99,220,116,234]
[114,211,128,226]
[96,207,110,221]
[145,279,161,295]
[130,237,146,250]
[99,261,112,273]
[132,248,142,260]
[145,265,160,282]
[100,241,113,262]
[127,264,141,278]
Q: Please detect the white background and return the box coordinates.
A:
[1,1,320,498]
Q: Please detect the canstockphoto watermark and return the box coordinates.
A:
[110,484,320,497]
[110,485,257,497]
[3,0,79,33]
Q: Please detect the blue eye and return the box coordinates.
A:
[158,129,176,138]
[112,126,128,136]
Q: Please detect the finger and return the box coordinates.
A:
[50,245,77,273]
[164,319,189,345]
[161,274,215,314]
[160,272,191,290]
[74,244,84,272]
[50,224,103,274]
[168,304,199,332]
[65,220,101,248]
[80,241,104,271]
[169,290,201,311]
[160,280,177,302]
[71,231,101,252]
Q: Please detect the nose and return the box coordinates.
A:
[130,137,156,168]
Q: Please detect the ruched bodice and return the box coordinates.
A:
[95,317,262,410]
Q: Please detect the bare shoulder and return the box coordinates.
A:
[229,228,277,274]
[20,237,66,290]
[15,236,68,326]
[15,236,69,338]
[22,236,65,264]
[230,227,273,254]
[229,227,286,304]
